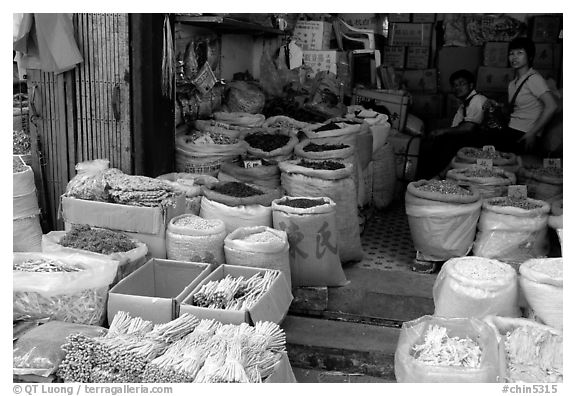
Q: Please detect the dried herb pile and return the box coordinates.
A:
[59,225,137,255]
[211,182,264,197]
[277,198,326,209]
[297,159,345,170]
[303,143,348,152]
[244,133,290,152]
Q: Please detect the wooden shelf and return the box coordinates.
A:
[175,15,285,36]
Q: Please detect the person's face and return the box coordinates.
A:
[509,48,530,69]
[451,77,473,99]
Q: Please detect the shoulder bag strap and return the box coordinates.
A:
[509,73,534,107]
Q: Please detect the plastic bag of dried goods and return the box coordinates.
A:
[64,160,120,202]
[446,166,517,199]
[433,256,520,319]
[13,321,106,377]
[405,180,482,261]
[42,229,148,286]
[394,315,500,383]
[218,160,281,189]
[472,197,551,266]
[221,80,266,114]
[272,196,347,287]
[483,316,563,383]
[166,214,226,264]
[519,258,562,331]
[224,226,291,289]
[279,160,363,263]
[200,196,272,234]
[13,252,118,325]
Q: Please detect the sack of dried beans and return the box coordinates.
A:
[218,159,281,189]
[294,139,355,163]
[517,166,562,202]
[279,159,363,263]
[446,166,517,199]
[433,256,520,319]
[518,258,562,331]
[224,226,290,289]
[13,156,42,252]
[166,214,226,265]
[272,196,347,287]
[483,316,562,383]
[472,197,550,266]
[42,226,148,286]
[394,315,500,383]
[450,147,520,174]
[13,252,118,325]
[241,128,298,163]
[405,180,482,261]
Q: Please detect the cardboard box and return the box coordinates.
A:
[406,46,430,69]
[382,46,406,68]
[293,20,333,50]
[352,88,410,131]
[302,50,338,76]
[533,43,558,69]
[410,93,445,119]
[339,13,383,33]
[264,352,297,383]
[180,264,293,325]
[388,13,411,23]
[531,15,561,43]
[476,66,514,92]
[388,23,432,47]
[61,195,186,259]
[411,13,436,23]
[438,46,483,92]
[107,259,213,324]
[483,42,509,67]
[398,69,438,93]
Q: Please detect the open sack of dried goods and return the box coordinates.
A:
[517,166,562,202]
[42,226,148,286]
[175,126,245,175]
[446,166,517,199]
[200,181,282,233]
[294,139,355,164]
[13,252,118,325]
[279,159,363,263]
[213,111,265,128]
[218,158,281,189]
[157,172,219,215]
[221,80,266,114]
[372,142,396,210]
[13,321,107,377]
[405,180,482,261]
[180,265,292,325]
[272,196,347,287]
[548,199,562,253]
[433,256,520,319]
[224,226,291,289]
[262,115,315,132]
[451,147,520,174]
[472,197,550,265]
[394,315,500,383]
[241,128,298,162]
[58,311,295,383]
[346,104,391,152]
[483,316,562,383]
[13,156,42,252]
[518,258,562,331]
[166,214,226,264]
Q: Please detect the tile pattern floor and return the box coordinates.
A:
[358,200,416,272]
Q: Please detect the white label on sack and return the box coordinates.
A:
[543,158,562,168]
[508,185,528,199]
[476,159,493,168]
[482,145,496,153]
[243,160,262,168]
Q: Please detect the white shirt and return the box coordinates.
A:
[451,90,488,127]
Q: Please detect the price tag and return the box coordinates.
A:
[476,159,493,168]
[482,145,496,153]
[243,159,262,169]
[508,185,528,200]
[543,158,562,168]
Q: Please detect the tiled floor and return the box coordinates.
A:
[358,200,416,272]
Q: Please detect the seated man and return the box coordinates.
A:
[418,69,488,179]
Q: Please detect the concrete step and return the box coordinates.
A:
[290,266,436,324]
[293,367,394,383]
[282,314,400,380]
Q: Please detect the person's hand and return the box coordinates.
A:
[482,99,498,111]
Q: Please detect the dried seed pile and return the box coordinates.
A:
[297,159,345,170]
[454,259,511,281]
[462,168,508,178]
[13,129,31,155]
[302,143,349,152]
[530,260,563,279]
[489,197,543,210]
[185,130,237,145]
[461,147,507,160]
[244,133,291,152]
[241,230,284,244]
[532,167,563,178]
[191,271,279,311]
[211,182,264,197]
[411,325,482,368]
[59,225,137,255]
[173,215,220,230]
[416,180,473,195]
[277,197,327,209]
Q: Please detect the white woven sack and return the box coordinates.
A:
[13,189,40,219]
[166,214,227,264]
[199,196,272,234]
[372,142,396,209]
[519,258,563,331]
[224,226,291,289]
[13,166,36,196]
[13,215,42,252]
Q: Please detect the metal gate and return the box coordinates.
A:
[28,13,131,231]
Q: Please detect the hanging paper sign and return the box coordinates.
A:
[476,159,493,168]
[482,145,496,153]
[192,62,217,96]
[508,185,528,200]
[543,158,562,169]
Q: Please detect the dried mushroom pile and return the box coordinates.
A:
[59,225,137,255]
[416,180,473,196]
